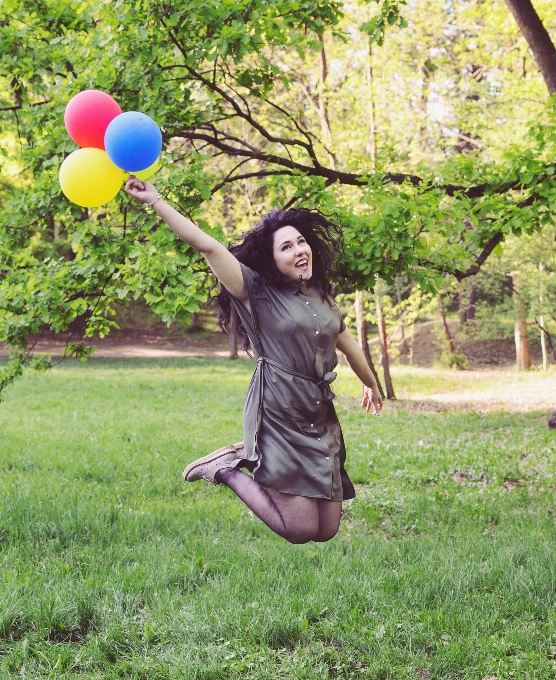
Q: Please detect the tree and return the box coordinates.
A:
[355,290,384,399]
[1,0,556,398]
[503,0,556,94]
[500,0,556,371]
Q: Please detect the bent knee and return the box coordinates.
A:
[312,527,339,542]
[281,523,320,544]
[280,517,340,543]
[284,530,318,545]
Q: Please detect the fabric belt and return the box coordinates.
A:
[257,356,337,402]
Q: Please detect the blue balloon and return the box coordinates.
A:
[104,111,162,172]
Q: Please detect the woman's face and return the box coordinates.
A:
[272,226,313,283]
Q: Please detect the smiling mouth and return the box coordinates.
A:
[295,259,309,268]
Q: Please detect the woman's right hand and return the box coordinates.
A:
[361,385,383,416]
[124,176,160,205]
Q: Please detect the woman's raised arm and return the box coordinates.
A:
[125,178,248,307]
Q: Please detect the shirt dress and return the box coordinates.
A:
[230,263,356,502]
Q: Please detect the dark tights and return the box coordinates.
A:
[214,467,342,544]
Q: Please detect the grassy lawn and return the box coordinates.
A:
[0,358,555,679]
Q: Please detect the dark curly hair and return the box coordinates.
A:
[216,208,344,353]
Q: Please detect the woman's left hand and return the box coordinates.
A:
[361,385,382,415]
[124,176,159,205]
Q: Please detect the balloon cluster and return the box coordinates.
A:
[59,90,162,207]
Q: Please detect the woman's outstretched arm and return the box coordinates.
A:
[336,327,383,415]
[124,178,248,308]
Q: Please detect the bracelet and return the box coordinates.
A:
[147,194,163,208]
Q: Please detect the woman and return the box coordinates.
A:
[125,178,382,544]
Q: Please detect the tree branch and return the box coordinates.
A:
[159,20,556,200]
[263,97,320,166]
[0,99,51,112]
[161,21,321,159]
[453,231,505,281]
[176,129,427,188]
[211,169,296,195]
[178,126,556,203]
[196,123,263,153]
[503,0,556,94]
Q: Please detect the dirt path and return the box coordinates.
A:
[0,318,540,366]
[388,369,556,414]
[0,338,234,360]
[1,325,554,415]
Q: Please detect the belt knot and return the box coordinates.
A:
[317,371,337,401]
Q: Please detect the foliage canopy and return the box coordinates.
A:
[1,0,556,389]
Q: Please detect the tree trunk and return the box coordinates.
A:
[408,319,416,366]
[365,39,377,166]
[49,214,59,240]
[365,50,392,397]
[503,0,556,94]
[317,33,336,170]
[506,0,556,421]
[539,262,547,370]
[459,286,468,329]
[467,283,476,320]
[355,290,385,399]
[189,312,200,333]
[228,313,238,360]
[512,274,531,371]
[539,322,556,363]
[375,283,395,399]
[459,274,476,327]
[540,313,548,370]
[395,275,406,351]
[438,294,456,354]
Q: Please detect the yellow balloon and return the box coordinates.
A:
[133,157,161,181]
[59,148,124,207]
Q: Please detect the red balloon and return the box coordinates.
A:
[64,90,122,149]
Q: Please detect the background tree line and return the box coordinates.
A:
[1,0,555,399]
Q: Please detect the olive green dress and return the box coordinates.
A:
[230,264,355,502]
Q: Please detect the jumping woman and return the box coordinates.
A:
[125,178,383,544]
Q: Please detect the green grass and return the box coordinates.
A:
[0,358,555,679]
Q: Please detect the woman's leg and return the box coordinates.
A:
[313,500,342,542]
[214,468,320,544]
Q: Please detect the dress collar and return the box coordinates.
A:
[284,281,309,295]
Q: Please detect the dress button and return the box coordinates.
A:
[310,423,314,427]
[326,457,329,460]
[316,331,319,335]
[316,401,320,405]
[318,437,321,441]
[305,301,309,305]
[313,314,317,317]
